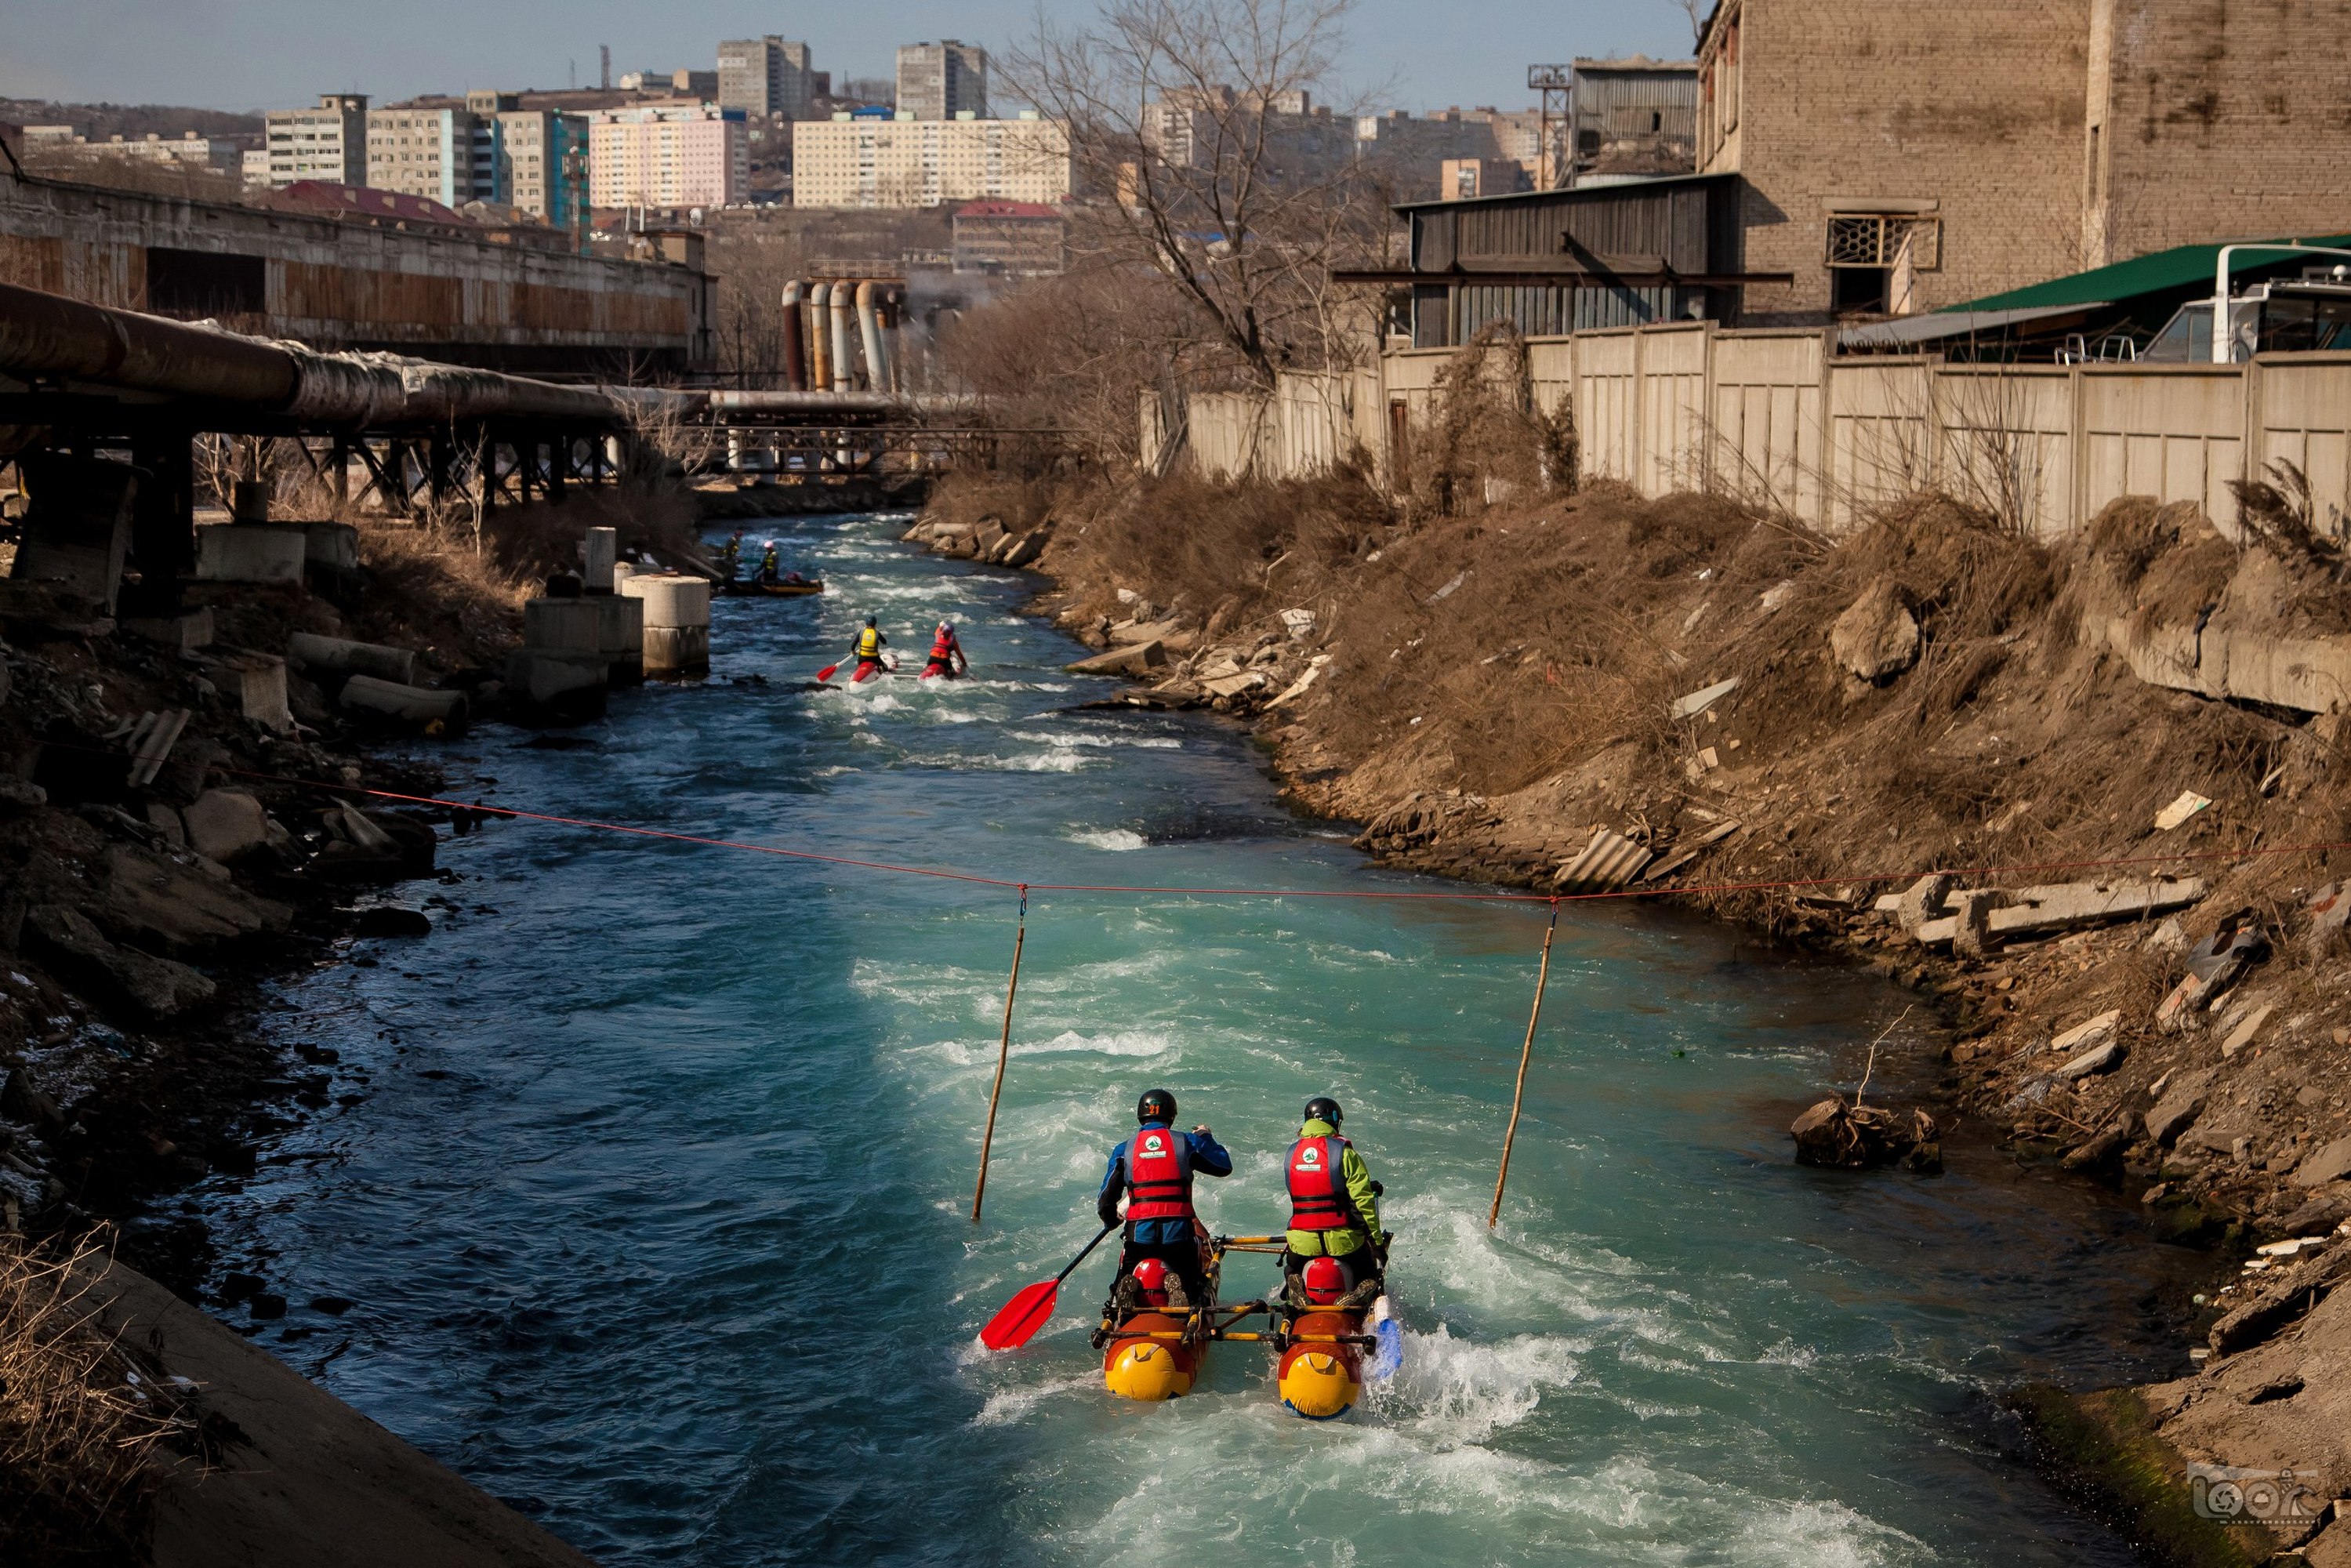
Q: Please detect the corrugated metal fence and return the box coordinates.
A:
[1141,322,2351,536]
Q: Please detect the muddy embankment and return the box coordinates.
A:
[0,480,712,1563]
[910,466,2351,1565]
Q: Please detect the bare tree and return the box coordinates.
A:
[1670,0,1711,44]
[1003,0,1391,387]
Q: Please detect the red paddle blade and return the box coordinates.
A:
[815,662,840,681]
[980,1279,1059,1349]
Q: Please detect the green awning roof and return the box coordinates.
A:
[1946,234,2351,313]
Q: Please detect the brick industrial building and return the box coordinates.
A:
[1697,0,2351,322]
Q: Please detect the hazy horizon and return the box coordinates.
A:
[0,0,1695,118]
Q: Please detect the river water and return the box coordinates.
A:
[183,513,2200,1566]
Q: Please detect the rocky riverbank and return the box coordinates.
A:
[912,467,2351,1565]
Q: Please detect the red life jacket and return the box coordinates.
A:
[1286,1134,1352,1232]
[930,630,957,662]
[1123,1125,1195,1223]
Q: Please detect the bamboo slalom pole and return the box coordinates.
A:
[971,887,1029,1223]
[1488,899,1560,1229]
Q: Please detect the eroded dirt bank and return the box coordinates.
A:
[913,467,2351,1565]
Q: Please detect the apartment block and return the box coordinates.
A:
[494,107,590,225]
[367,94,588,224]
[793,113,1068,209]
[1696,0,2351,322]
[368,106,473,207]
[895,41,987,122]
[590,104,747,210]
[1439,158,1530,201]
[266,94,368,187]
[35,131,238,172]
[719,37,817,120]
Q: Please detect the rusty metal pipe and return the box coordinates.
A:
[807,281,833,391]
[0,279,297,404]
[779,280,807,392]
[829,282,856,393]
[855,281,891,400]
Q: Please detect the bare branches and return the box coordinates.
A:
[1002,0,1390,385]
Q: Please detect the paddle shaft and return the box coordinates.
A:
[1054,1221,1118,1286]
[1488,901,1559,1228]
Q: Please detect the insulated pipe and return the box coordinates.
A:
[807,282,832,392]
[0,278,297,404]
[779,280,807,391]
[829,281,857,392]
[855,281,891,401]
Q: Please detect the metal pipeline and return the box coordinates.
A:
[829,281,856,393]
[0,280,647,427]
[779,280,807,393]
[807,281,832,392]
[855,281,891,401]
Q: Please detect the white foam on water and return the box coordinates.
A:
[969,1372,1097,1427]
[1067,829,1148,851]
[1372,1323,1584,1447]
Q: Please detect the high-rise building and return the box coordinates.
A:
[368,94,589,224]
[719,37,817,120]
[894,41,986,122]
[368,106,476,207]
[590,104,747,209]
[265,94,368,187]
[792,111,1068,209]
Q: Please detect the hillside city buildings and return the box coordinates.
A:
[792,112,1068,209]
[263,94,368,186]
[589,104,749,210]
[895,41,989,122]
[718,37,818,121]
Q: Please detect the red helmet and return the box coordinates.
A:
[1301,1256,1347,1304]
[1130,1257,1170,1305]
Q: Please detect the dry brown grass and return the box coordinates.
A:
[0,1236,172,1565]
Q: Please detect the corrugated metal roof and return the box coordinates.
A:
[1392,169,1731,213]
[1948,234,2351,313]
[1841,303,2103,347]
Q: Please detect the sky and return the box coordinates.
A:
[0,0,1696,117]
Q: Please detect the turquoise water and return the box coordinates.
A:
[183,514,2195,1566]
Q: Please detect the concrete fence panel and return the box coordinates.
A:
[1638,325,1711,495]
[2080,366,2245,535]
[1574,330,1642,485]
[2251,354,2351,533]
[1824,358,1934,532]
[1711,329,1829,521]
[1933,366,2077,535]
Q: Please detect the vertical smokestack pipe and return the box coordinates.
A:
[855,281,891,401]
[807,282,832,393]
[829,282,857,392]
[779,280,807,392]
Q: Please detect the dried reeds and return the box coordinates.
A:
[0,1235,173,1564]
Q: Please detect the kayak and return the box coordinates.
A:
[725,579,825,597]
[1275,1287,1398,1420]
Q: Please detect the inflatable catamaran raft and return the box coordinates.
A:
[1093,1231,1403,1418]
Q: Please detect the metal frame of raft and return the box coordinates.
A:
[1094,1236,1399,1418]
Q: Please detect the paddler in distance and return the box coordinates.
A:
[1099,1088,1231,1308]
[845,615,887,677]
[1282,1097,1384,1305]
[923,620,969,680]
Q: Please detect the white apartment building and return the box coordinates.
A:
[590,104,747,210]
[366,97,590,223]
[368,107,470,205]
[265,94,368,187]
[792,113,1069,209]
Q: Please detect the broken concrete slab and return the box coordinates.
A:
[96,844,287,953]
[1980,877,2206,938]
[2055,1039,2126,1080]
[2296,1134,2351,1189]
[195,522,310,585]
[1065,641,1165,678]
[1896,873,1954,936]
[2220,1002,2276,1059]
[1830,575,1920,683]
[205,652,295,733]
[1950,888,2010,958]
[2050,1008,2123,1056]
[1266,659,1328,710]
[2147,1069,2215,1145]
[1108,619,1183,648]
[1668,677,1740,720]
[1279,608,1317,639]
[119,607,216,652]
[1200,669,1270,699]
[27,903,215,1017]
[181,789,270,863]
[339,676,467,732]
[124,709,190,789]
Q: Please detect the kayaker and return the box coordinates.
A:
[1099,1088,1232,1307]
[756,542,782,585]
[718,530,746,583]
[923,620,969,680]
[845,615,887,677]
[1281,1096,1383,1299]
